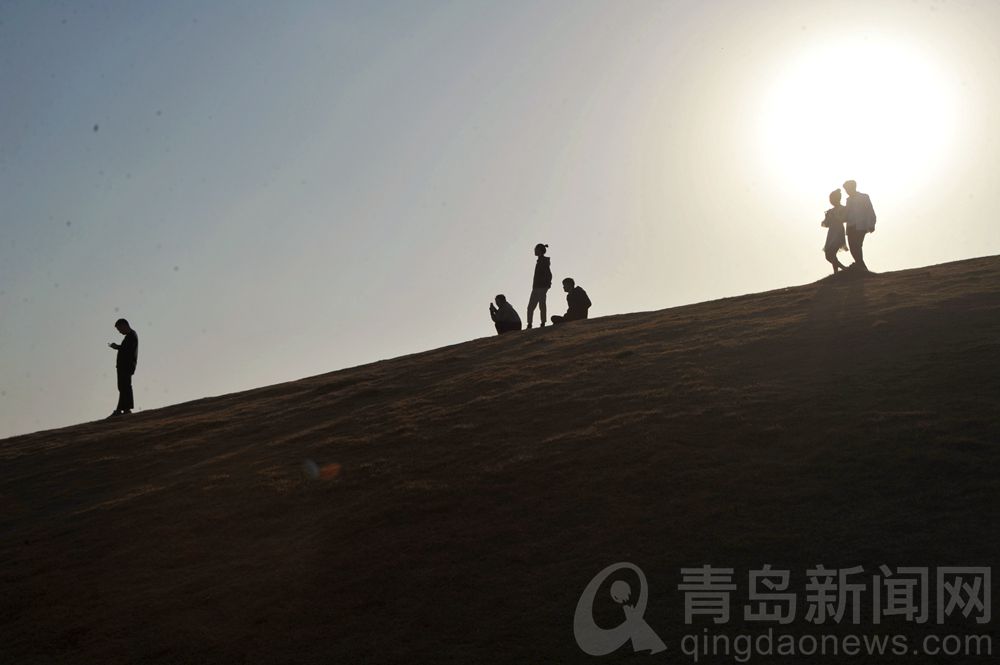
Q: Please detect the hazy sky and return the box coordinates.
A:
[2,0,999,438]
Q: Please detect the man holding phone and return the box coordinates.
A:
[108,318,138,418]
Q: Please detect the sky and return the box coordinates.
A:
[2,0,999,439]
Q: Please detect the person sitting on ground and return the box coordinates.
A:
[821,189,849,274]
[550,278,591,324]
[489,294,522,334]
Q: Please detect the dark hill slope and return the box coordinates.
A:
[2,256,1000,664]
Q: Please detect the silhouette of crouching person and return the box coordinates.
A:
[489,295,523,335]
[107,318,138,418]
[550,278,591,324]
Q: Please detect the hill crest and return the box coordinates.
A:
[2,254,999,664]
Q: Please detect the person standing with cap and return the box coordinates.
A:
[107,318,138,418]
[526,243,552,328]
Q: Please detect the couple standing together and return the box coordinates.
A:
[822,179,877,274]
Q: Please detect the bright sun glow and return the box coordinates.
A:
[758,37,959,200]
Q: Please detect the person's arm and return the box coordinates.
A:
[108,342,120,350]
[565,292,581,318]
[118,334,138,368]
[121,334,137,356]
[844,200,857,227]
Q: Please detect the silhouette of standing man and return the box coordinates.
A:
[526,243,551,328]
[108,318,138,418]
[844,180,876,272]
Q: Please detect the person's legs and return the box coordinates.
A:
[526,290,539,327]
[538,289,547,326]
[825,250,844,273]
[116,368,134,413]
[847,227,866,270]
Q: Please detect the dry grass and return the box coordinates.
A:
[2,256,999,663]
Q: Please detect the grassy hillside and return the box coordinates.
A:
[3,256,999,664]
